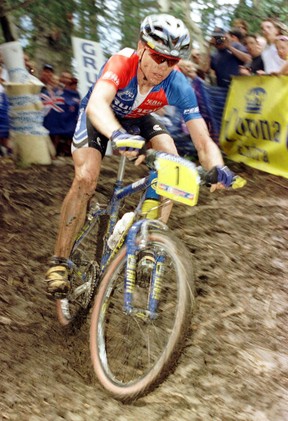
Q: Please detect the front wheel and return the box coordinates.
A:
[90,231,195,402]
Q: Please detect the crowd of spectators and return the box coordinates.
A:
[0,55,81,157]
[0,16,287,159]
[156,16,288,158]
[38,63,81,156]
[184,17,287,84]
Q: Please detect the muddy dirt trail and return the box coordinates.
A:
[0,155,287,421]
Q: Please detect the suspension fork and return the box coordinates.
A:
[123,220,143,314]
[148,253,166,319]
[124,219,167,317]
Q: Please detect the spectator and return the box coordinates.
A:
[275,35,288,61]
[39,63,55,90]
[204,27,251,88]
[59,71,73,89]
[272,35,288,75]
[232,18,249,37]
[51,73,61,89]
[260,18,286,73]
[190,48,206,80]
[228,27,246,46]
[178,59,197,80]
[191,49,201,64]
[239,34,264,75]
[24,53,36,76]
[69,77,79,92]
[256,35,267,51]
[41,68,81,156]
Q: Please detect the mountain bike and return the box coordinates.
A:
[56,149,245,402]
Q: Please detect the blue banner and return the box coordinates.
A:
[192,77,228,144]
[41,88,80,137]
[0,92,9,138]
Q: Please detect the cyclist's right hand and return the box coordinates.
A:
[110,129,146,158]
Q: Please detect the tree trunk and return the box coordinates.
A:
[0,0,17,42]
[0,15,15,42]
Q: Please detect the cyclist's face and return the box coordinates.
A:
[139,47,179,85]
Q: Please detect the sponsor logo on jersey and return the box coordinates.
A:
[183,106,199,115]
[153,124,162,131]
[113,97,132,111]
[102,71,120,86]
[146,99,163,107]
[118,90,135,101]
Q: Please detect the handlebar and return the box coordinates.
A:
[145,149,246,189]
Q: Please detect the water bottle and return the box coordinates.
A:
[141,171,160,220]
[107,212,135,249]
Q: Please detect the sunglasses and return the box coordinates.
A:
[147,50,180,67]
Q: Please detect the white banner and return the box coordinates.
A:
[0,41,42,85]
[72,36,105,99]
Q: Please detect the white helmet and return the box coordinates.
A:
[140,14,191,59]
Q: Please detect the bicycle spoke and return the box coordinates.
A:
[96,239,182,384]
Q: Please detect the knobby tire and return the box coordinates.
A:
[90,231,195,402]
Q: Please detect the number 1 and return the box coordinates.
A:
[176,166,180,185]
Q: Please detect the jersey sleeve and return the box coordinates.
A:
[97,48,138,90]
[166,71,202,123]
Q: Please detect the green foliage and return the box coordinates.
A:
[109,0,159,51]
[191,0,238,38]
[1,0,77,68]
[190,0,287,40]
[1,0,287,75]
[232,0,288,34]
[0,0,160,66]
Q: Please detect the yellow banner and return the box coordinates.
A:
[220,76,288,179]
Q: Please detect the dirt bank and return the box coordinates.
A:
[1,156,287,421]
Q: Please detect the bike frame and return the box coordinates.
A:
[72,156,156,272]
[71,155,167,318]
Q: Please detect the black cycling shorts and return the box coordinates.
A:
[86,114,169,158]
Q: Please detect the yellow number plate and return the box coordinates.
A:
[155,154,200,206]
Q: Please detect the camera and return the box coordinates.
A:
[214,36,226,45]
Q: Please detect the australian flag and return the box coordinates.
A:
[0,92,9,138]
[41,87,81,137]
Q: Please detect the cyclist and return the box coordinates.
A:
[45,13,234,298]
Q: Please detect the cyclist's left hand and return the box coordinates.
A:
[110,129,146,161]
[206,165,235,192]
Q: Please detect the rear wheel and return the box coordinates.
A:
[90,231,195,402]
[56,204,106,327]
